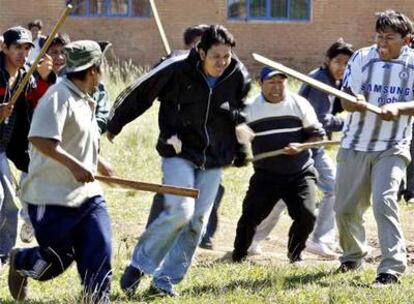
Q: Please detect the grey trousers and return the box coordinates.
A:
[335,147,408,276]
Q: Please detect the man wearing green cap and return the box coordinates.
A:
[7,40,112,303]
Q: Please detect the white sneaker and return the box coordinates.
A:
[305,240,338,260]
[20,222,35,243]
[248,241,263,255]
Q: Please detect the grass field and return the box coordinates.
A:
[1,63,414,303]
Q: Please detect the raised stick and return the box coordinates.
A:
[149,0,171,55]
[252,53,382,115]
[6,5,72,111]
[252,140,340,162]
[95,175,199,199]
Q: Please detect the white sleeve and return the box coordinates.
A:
[29,90,68,142]
[297,95,321,128]
[243,96,257,123]
[342,50,363,95]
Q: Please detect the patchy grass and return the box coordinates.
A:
[1,62,414,303]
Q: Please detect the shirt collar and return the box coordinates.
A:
[61,76,96,104]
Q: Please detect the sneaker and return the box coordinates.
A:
[306,240,338,260]
[120,265,144,295]
[248,241,263,256]
[148,284,179,297]
[336,261,362,273]
[199,238,214,250]
[8,248,28,301]
[20,222,35,243]
[372,273,399,287]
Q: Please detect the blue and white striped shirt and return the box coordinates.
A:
[342,45,414,152]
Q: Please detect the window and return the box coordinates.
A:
[228,0,311,21]
[71,0,151,17]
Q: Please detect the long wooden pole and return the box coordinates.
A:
[5,4,73,112]
[252,140,340,162]
[252,53,382,115]
[149,0,171,55]
[95,175,199,199]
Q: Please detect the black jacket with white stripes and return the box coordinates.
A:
[107,48,251,169]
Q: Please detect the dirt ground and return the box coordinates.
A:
[193,206,414,271]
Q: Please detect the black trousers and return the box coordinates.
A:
[233,167,317,262]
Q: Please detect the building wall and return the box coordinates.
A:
[1,0,414,75]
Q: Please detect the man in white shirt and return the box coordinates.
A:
[335,10,414,286]
[8,40,112,303]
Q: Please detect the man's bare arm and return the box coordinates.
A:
[30,137,94,183]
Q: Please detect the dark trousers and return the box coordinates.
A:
[146,185,225,242]
[233,168,317,261]
[15,196,112,302]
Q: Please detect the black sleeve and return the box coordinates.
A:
[234,61,252,124]
[107,61,176,135]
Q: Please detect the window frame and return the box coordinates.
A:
[227,0,312,22]
[70,0,152,18]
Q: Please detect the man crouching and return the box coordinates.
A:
[232,67,325,263]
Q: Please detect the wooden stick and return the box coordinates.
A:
[149,0,171,55]
[252,140,340,162]
[296,140,340,150]
[6,5,72,111]
[252,53,382,115]
[95,175,199,199]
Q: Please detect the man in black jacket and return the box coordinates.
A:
[0,26,53,266]
[107,25,250,296]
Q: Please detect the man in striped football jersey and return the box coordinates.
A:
[232,67,325,264]
[335,10,414,286]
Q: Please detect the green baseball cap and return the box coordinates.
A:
[64,40,102,73]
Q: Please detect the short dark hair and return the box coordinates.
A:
[46,33,71,51]
[197,25,236,53]
[183,24,209,47]
[375,10,413,38]
[326,38,354,59]
[28,19,43,30]
[66,63,102,81]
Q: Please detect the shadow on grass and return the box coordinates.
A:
[182,277,275,296]
[283,270,331,289]
[0,300,58,304]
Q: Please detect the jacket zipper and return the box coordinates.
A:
[201,88,212,169]
[198,63,237,169]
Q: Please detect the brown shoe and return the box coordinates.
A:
[8,248,28,301]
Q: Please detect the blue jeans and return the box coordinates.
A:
[19,172,31,225]
[131,157,222,292]
[0,151,18,262]
[15,196,112,300]
[311,148,336,246]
